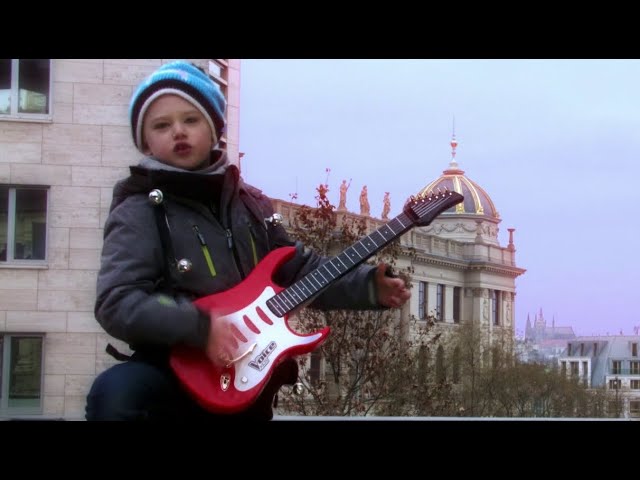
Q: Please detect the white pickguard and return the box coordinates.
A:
[221,286,323,392]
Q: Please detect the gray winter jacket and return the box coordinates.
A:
[95,151,380,353]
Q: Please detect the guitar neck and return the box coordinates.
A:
[266,212,414,317]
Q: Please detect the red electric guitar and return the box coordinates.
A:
[170,188,464,414]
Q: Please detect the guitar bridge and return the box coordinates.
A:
[225,342,257,368]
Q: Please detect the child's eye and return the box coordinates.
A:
[185,117,200,124]
[153,122,170,129]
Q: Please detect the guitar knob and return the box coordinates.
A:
[292,382,304,396]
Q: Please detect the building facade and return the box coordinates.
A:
[273,135,526,377]
[558,335,640,418]
[0,59,523,419]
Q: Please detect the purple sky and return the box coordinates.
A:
[238,59,640,337]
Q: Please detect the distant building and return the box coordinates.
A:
[558,335,640,418]
[521,308,576,364]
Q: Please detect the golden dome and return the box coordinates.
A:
[418,135,499,219]
[418,161,499,219]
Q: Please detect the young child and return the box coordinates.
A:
[85,60,410,421]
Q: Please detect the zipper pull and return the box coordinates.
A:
[192,225,206,246]
[225,228,233,249]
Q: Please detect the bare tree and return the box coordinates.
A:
[275,184,617,418]
[276,183,441,416]
[445,320,615,418]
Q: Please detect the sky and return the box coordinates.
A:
[237,59,640,338]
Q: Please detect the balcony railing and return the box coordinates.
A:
[608,369,640,376]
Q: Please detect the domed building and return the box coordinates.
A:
[394,134,526,359]
[271,134,527,368]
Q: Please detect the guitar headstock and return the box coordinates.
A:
[403,188,464,226]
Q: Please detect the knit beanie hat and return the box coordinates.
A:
[129,60,226,152]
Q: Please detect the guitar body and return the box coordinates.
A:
[170,246,330,414]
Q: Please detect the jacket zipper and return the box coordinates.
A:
[225,226,247,279]
[192,225,216,277]
[247,223,259,267]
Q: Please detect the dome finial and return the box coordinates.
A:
[450,116,459,169]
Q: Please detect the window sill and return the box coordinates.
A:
[0,115,53,124]
[0,262,49,270]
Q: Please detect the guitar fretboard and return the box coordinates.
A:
[266,212,413,317]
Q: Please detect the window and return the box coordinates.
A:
[0,59,52,119]
[593,342,598,356]
[612,360,622,375]
[609,378,621,390]
[630,401,640,418]
[0,186,48,263]
[580,343,585,356]
[308,349,321,386]
[560,361,567,375]
[630,380,640,390]
[492,347,502,369]
[418,281,428,320]
[491,290,501,326]
[435,345,446,383]
[1,334,44,416]
[570,361,579,377]
[436,284,445,322]
[452,346,461,384]
[630,361,640,375]
[632,343,638,357]
[417,345,429,382]
[452,286,461,323]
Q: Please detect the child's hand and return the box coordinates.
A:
[374,263,411,308]
[205,314,236,367]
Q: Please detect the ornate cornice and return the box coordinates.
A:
[405,251,526,278]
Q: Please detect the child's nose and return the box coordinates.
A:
[172,122,186,138]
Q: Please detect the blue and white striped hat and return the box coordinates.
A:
[129,60,226,152]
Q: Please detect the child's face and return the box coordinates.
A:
[141,94,214,170]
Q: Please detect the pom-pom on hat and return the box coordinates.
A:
[129,60,226,152]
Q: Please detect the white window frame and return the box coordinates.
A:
[1,185,49,266]
[418,281,428,320]
[1,59,52,121]
[436,283,445,322]
[0,333,45,417]
[491,289,501,326]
